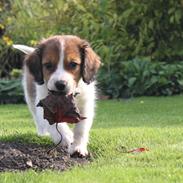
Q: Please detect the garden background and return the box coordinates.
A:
[0,0,183,101]
[1,1,183,182]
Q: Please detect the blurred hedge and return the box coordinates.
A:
[6,0,183,62]
[1,0,183,100]
[98,59,183,98]
[1,60,183,103]
[0,0,23,78]
[0,79,24,103]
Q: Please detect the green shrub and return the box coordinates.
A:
[0,79,24,103]
[98,60,183,98]
[1,0,183,100]
[0,46,23,78]
[7,0,183,62]
[0,1,23,79]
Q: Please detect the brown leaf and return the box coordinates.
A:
[37,93,86,125]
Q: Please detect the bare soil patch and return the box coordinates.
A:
[0,141,90,172]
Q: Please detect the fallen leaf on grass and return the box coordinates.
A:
[127,148,149,154]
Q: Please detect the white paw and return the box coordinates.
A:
[52,130,73,149]
[37,126,49,136]
[68,143,88,157]
[48,123,73,149]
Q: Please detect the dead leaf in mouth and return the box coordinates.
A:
[37,93,86,125]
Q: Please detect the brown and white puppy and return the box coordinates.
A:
[13,35,101,157]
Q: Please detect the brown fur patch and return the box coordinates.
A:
[63,37,83,83]
[41,37,60,82]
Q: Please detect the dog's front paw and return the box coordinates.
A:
[51,130,73,150]
[36,122,49,136]
[68,143,88,158]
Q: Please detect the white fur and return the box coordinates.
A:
[14,42,96,156]
[47,40,75,94]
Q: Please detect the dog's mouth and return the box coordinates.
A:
[48,89,67,96]
[48,89,80,97]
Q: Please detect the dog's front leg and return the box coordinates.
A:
[36,106,73,148]
[47,122,73,148]
[35,84,73,148]
[69,119,93,157]
[69,96,95,157]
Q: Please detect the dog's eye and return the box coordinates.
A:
[44,62,54,70]
[68,61,78,70]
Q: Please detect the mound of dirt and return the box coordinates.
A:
[0,142,90,172]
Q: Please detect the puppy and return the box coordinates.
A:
[13,35,101,157]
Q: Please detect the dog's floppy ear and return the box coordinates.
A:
[80,41,101,84]
[24,46,44,85]
[13,44,44,85]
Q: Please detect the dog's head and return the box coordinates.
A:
[14,35,101,94]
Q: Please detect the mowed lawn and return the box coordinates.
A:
[1,96,183,182]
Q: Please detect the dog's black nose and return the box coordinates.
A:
[55,80,67,91]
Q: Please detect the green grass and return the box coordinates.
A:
[1,95,183,182]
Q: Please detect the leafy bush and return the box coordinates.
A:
[6,0,183,63]
[0,1,23,78]
[98,60,183,98]
[0,79,24,103]
[1,0,183,100]
[0,46,23,78]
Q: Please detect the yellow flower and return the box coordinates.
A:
[3,35,13,46]
[30,40,38,46]
[0,24,5,30]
